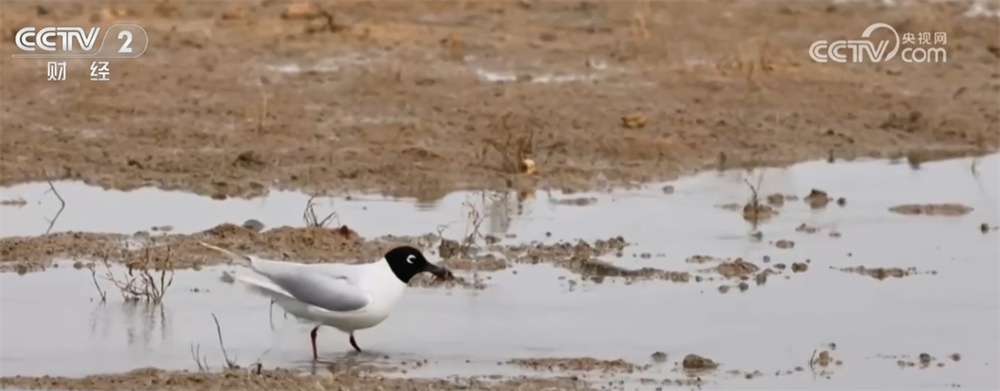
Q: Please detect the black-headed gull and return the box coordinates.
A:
[199,242,453,359]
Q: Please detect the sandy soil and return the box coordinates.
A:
[1,0,997,201]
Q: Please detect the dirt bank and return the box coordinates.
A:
[1,0,997,199]
[0,367,591,391]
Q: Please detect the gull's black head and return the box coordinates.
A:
[384,245,453,284]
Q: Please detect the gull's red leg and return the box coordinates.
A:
[310,326,319,360]
[349,333,362,353]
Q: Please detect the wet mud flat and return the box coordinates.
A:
[2,154,999,390]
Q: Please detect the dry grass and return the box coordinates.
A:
[190,313,265,375]
[481,111,539,174]
[741,172,774,227]
[89,242,176,304]
[302,195,338,227]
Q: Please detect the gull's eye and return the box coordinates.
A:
[406,254,416,264]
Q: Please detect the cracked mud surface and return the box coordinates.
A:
[1,0,997,199]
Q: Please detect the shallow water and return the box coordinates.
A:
[1,154,998,389]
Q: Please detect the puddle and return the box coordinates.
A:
[0,154,998,389]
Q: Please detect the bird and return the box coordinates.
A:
[198,242,454,360]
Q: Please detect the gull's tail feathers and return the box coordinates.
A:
[198,242,254,268]
[198,241,305,274]
[234,272,296,302]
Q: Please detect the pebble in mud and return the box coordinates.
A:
[242,219,265,232]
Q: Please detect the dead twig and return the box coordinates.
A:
[481,111,539,174]
[459,198,487,255]
[212,313,239,369]
[42,177,66,234]
[88,264,107,304]
[302,195,338,227]
[99,242,175,304]
[190,343,210,372]
[739,172,774,229]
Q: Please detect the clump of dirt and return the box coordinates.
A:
[832,266,934,280]
[742,202,776,222]
[795,223,820,234]
[804,189,832,209]
[774,239,795,249]
[754,268,778,285]
[766,193,787,207]
[888,203,974,216]
[811,350,835,367]
[681,354,718,372]
[716,258,759,278]
[506,357,643,373]
[0,367,592,391]
[889,352,950,369]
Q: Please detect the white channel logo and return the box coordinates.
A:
[809,23,947,64]
[12,24,148,59]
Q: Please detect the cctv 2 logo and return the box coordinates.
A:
[12,24,148,59]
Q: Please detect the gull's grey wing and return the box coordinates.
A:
[263,268,371,312]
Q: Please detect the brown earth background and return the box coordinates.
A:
[0,0,998,390]
[1,0,997,201]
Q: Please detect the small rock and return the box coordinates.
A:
[242,219,265,232]
[651,351,668,362]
